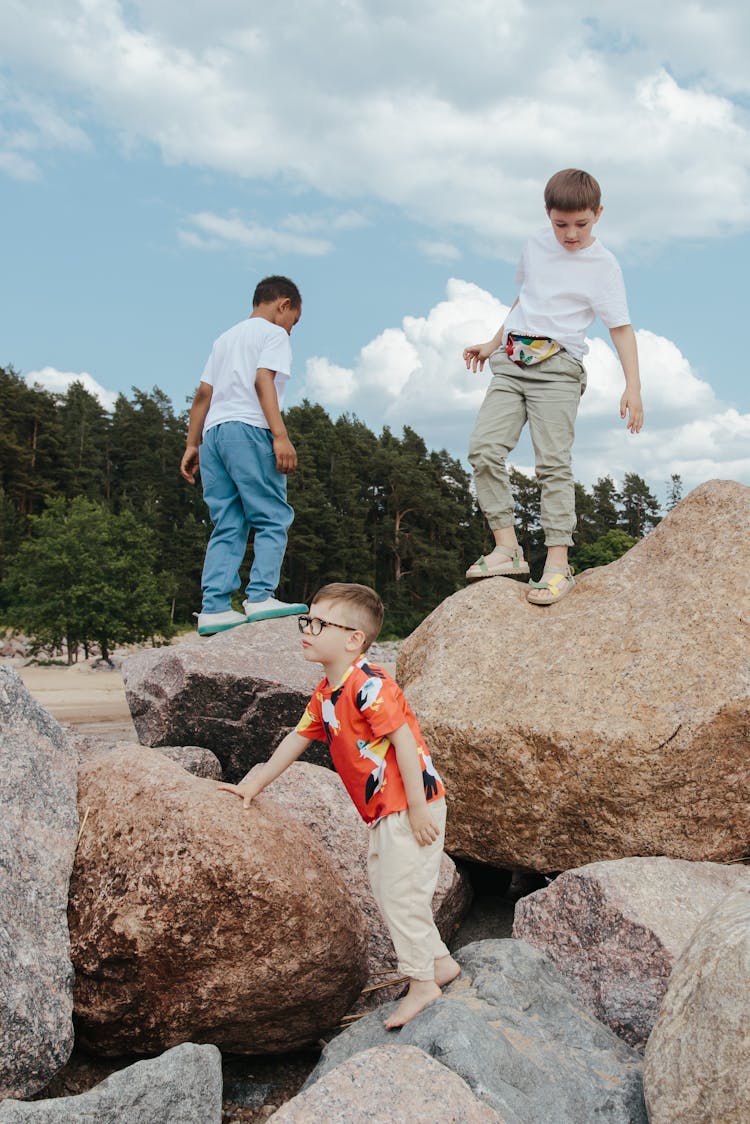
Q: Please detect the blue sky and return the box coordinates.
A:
[2,1,749,503]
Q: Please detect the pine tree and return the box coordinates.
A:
[619,472,661,539]
[666,473,683,512]
[58,380,111,500]
[591,475,621,537]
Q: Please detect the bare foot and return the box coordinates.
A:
[383,979,441,1029]
[434,954,461,987]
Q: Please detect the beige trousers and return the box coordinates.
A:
[468,348,586,547]
[367,798,449,981]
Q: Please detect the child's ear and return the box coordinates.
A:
[348,628,366,651]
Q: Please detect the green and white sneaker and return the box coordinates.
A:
[243,597,309,622]
[197,609,249,636]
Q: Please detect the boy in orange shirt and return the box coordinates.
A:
[219,582,459,1028]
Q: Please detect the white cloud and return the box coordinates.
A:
[418,240,462,264]
[281,210,369,234]
[180,212,333,256]
[2,2,750,254]
[25,367,118,411]
[0,78,90,179]
[294,280,750,494]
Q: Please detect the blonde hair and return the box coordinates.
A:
[544,169,601,213]
[311,583,384,651]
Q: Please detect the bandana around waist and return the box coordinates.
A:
[505,333,562,367]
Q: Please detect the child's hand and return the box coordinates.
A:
[273,435,298,475]
[463,341,497,373]
[217,781,259,810]
[408,805,440,847]
[180,445,200,484]
[620,389,644,434]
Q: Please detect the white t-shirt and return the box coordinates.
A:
[201,316,292,433]
[503,228,630,361]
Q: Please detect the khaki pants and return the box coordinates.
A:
[468,349,586,547]
[367,798,449,981]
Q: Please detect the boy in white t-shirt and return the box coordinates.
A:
[464,169,643,604]
[180,276,308,635]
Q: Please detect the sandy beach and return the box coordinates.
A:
[5,637,400,743]
[5,658,139,741]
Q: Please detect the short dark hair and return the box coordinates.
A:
[311,583,384,651]
[544,169,601,214]
[252,275,302,309]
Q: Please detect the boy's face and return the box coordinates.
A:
[273,297,302,335]
[299,599,366,668]
[548,206,603,252]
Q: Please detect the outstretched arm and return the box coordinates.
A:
[610,324,643,434]
[218,730,311,808]
[180,382,213,483]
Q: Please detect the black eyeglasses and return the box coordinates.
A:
[297,615,359,636]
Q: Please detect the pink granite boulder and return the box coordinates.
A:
[398,481,750,871]
[513,856,750,1049]
[69,746,368,1054]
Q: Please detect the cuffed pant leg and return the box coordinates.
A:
[367,799,449,981]
[215,424,295,603]
[524,358,584,547]
[468,356,527,531]
[199,426,251,613]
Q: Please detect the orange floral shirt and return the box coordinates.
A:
[296,657,445,825]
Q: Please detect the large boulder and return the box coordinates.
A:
[74,734,223,779]
[0,1043,222,1123]
[270,1044,506,1122]
[153,744,223,778]
[306,939,646,1123]
[69,746,368,1054]
[267,762,472,1009]
[643,888,750,1124]
[0,669,78,1098]
[512,856,750,1050]
[398,480,750,871]
[122,619,326,781]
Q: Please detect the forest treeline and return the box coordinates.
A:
[0,366,673,648]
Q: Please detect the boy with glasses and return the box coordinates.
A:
[219,582,459,1028]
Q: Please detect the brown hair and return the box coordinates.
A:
[544,169,601,214]
[311,583,384,651]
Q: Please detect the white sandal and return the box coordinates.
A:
[466,546,530,581]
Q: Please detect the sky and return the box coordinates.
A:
[2,0,749,506]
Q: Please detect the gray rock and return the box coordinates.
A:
[271,1044,506,1122]
[307,939,646,1123]
[122,620,328,781]
[73,732,226,777]
[512,856,750,1050]
[643,888,750,1123]
[0,1042,222,1122]
[0,669,78,1098]
[73,736,223,779]
[154,744,223,778]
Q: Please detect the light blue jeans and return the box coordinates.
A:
[199,422,294,612]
